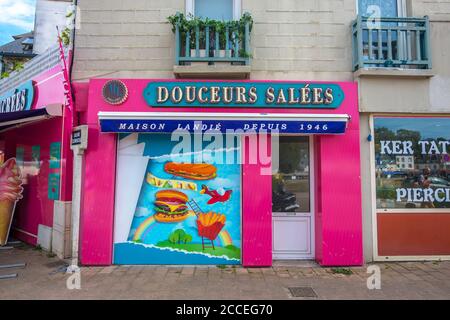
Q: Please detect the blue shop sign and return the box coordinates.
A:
[143,81,345,109]
[0,81,35,114]
[99,119,347,134]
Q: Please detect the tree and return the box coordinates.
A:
[168,229,192,244]
[169,232,179,244]
[397,129,422,155]
[184,235,192,244]
[374,127,396,156]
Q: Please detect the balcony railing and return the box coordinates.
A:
[174,21,251,66]
[352,16,432,71]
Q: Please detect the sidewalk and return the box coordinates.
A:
[1,243,449,300]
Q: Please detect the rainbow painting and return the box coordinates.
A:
[218,230,233,247]
[132,216,156,241]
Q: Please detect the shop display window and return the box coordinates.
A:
[374,117,450,210]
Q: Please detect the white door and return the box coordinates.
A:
[272,136,314,260]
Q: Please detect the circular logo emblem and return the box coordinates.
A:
[102,80,128,105]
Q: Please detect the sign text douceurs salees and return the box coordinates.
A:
[143,81,345,109]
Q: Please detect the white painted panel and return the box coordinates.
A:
[113,134,147,244]
[37,224,52,251]
[273,216,312,259]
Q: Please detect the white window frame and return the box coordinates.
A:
[186,0,242,20]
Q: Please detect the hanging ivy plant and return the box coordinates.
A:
[167,12,253,58]
[60,27,71,46]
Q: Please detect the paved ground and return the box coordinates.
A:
[1,243,449,300]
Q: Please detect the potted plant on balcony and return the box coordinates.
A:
[168,14,208,66]
[187,16,208,65]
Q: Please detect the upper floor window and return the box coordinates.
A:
[186,0,241,21]
[357,0,405,17]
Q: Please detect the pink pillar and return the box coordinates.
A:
[79,126,116,265]
[242,135,272,267]
[59,107,73,201]
[314,128,363,266]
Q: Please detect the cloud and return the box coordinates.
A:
[207,176,240,189]
[134,206,150,218]
[0,0,36,31]
[173,223,185,231]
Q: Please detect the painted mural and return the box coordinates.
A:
[113,133,241,264]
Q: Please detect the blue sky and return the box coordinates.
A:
[375,117,450,140]
[0,0,36,46]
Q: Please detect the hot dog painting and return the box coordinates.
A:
[164,162,217,180]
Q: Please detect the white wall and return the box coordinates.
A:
[72,0,357,81]
[33,0,72,54]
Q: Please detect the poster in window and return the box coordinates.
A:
[49,142,61,169]
[113,133,241,265]
[0,158,24,246]
[48,173,60,200]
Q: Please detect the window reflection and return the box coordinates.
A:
[272,136,310,213]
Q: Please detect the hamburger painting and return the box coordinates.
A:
[153,190,190,223]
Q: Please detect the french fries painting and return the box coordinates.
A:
[196,212,226,244]
[198,212,226,227]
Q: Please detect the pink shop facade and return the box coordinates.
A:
[0,55,74,252]
[74,78,363,267]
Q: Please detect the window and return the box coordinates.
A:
[374,117,450,210]
[272,137,310,213]
[186,0,241,21]
[358,0,401,18]
[357,0,407,63]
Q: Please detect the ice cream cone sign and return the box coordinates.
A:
[0,158,24,246]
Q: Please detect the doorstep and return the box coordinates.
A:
[273,260,320,268]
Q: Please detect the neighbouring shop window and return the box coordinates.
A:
[272,136,310,213]
[374,117,450,210]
